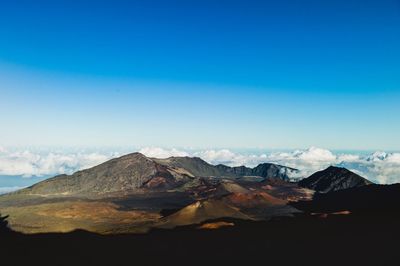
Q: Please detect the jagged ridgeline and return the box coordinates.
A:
[14,153,298,196]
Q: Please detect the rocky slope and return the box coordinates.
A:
[13,153,298,197]
[298,166,373,193]
[154,156,298,180]
[17,153,192,196]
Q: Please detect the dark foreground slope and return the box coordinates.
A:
[1,212,399,266]
[293,183,400,213]
[1,184,400,266]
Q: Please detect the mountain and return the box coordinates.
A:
[17,153,192,196]
[214,163,298,180]
[14,153,297,197]
[298,166,373,193]
[154,157,298,180]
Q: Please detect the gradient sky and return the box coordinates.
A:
[1,0,399,150]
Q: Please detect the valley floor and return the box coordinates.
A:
[1,211,399,266]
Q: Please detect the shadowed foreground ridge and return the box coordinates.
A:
[1,192,400,266]
[0,213,9,233]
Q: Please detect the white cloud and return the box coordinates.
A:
[0,150,115,177]
[195,149,236,163]
[194,149,250,166]
[359,152,400,184]
[367,151,389,161]
[386,153,400,163]
[296,147,336,162]
[263,147,337,177]
[139,147,189,158]
[0,186,25,195]
[337,154,360,162]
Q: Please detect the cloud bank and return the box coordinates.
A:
[0,146,400,186]
[0,186,26,195]
[0,147,117,177]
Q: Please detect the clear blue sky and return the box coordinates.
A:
[0,0,399,150]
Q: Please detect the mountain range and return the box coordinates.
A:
[0,152,376,234]
[16,152,298,196]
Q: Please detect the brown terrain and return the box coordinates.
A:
[0,153,310,234]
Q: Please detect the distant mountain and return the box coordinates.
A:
[14,153,297,197]
[298,166,373,193]
[214,163,298,180]
[154,157,298,180]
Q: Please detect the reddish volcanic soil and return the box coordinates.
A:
[198,221,235,230]
[225,191,287,207]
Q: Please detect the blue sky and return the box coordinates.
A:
[0,0,400,150]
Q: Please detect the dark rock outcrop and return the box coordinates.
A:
[0,213,9,233]
[298,166,373,193]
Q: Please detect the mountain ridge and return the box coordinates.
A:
[12,152,298,197]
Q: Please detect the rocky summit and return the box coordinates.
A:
[298,166,373,193]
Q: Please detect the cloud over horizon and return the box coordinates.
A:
[0,147,116,177]
[0,186,26,195]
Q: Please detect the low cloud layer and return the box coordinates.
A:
[1,146,400,186]
[0,147,117,177]
[0,186,26,195]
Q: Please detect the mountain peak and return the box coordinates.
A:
[326,165,346,171]
[326,165,340,170]
[119,152,149,160]
[299,166,373,193]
